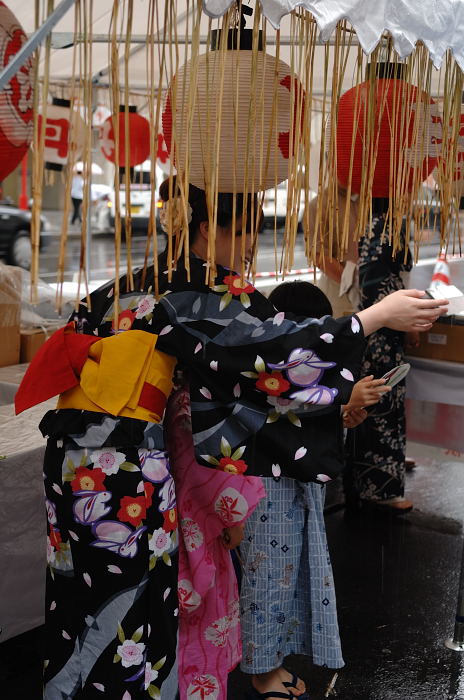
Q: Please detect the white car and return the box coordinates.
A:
[93,163,167,234]
[261,180,316,231]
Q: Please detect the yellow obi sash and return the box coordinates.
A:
[57,330,176,424]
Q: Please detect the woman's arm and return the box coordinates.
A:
[356,289,448,336]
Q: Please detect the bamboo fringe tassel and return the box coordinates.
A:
[26,1,463,307]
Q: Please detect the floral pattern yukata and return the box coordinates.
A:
[40,253,365,698]
[166,386,265,700]
[345,214,412,501]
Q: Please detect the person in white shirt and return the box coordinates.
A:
[71,170,84,225]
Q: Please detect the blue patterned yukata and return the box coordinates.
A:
[240,477,344,673]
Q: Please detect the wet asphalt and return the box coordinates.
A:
[227,444,464,700]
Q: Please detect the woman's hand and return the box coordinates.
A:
[222,524,245,550]
[357,289,448,336]
[344,375,391,409]
[343,407,368,428]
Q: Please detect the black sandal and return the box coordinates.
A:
[247,689,294,699]
[282,669,309,698]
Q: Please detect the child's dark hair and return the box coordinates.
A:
[158,176,261,244]
[268,280,333,318]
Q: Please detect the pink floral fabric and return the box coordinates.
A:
[166,387,265,699]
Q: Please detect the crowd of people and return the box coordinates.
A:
[16,177,448,700]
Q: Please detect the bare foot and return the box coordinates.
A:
[252,667,306,698]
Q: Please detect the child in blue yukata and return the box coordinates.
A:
[237,281,389,700]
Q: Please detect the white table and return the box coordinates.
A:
[406,356,464,453]
[0,364,53,642]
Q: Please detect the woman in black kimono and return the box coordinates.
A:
[17,180,446,699]
[344,203,417,515]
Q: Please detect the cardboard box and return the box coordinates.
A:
[407,317,464,364]
[0,265,22,368]
[20,328,46,363]
[20,326,62,363]
[1,322,21,368]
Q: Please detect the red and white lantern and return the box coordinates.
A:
[0,1,34,181]
[38,98,85,171]
[337,79,439,197]
[446,111,464,182]
[430,252,451,289]
[156,133,169,166]
[100,106,150,168]
[162,51,304,192]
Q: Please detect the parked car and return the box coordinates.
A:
[93,163,166,235]
[0,201,50,269]
[261,180,316,231]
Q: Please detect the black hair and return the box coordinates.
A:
[268,280,333,318]
[158,175,261,244]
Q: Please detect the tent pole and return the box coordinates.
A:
[0,0,77,92]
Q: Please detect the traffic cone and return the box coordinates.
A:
[430,251,451,289]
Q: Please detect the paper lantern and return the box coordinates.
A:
[38,98,86,171]
[100,106,150,168]
[336,79,438,197]
[162,51,304,192]
[156,133,169,165]
[445,111,464,182]
[0,1,34,181]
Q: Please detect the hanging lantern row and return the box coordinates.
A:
[0,1,33,182]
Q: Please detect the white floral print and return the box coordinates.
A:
[149,528,172,557]
[214,488,248,525]
[91,449,126,475]
[135,295,156,319]
[178,579,202,613]
[186,673,220,699]
[116,639,146,668]
[181,518,204,552]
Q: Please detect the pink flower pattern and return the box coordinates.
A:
[166,388,265,699]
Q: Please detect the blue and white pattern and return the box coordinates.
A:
[239,476,344,673]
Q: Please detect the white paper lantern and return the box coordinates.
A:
[162,50,304,192]
[39,98,85,171]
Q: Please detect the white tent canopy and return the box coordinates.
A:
[6,0,458,100]
[203,0,464,69]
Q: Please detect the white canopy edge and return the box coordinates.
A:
[202,0,464,70]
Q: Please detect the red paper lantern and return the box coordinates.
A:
[337,79,438,197]
[100,106,150,168]
[447,112,464,182]
[156,133,169,165]
[38,98,85,171]
[162,51,304,192]
[0,1,34,181]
